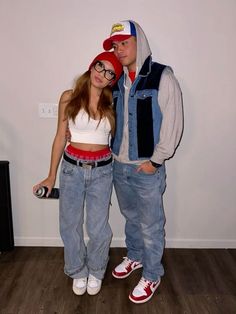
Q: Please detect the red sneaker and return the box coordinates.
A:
[129,277,161,304]
[112,257,143,279]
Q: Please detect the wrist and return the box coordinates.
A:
[47,175,56,183]
[150,160,162,168]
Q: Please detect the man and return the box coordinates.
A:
[102,20,183,304]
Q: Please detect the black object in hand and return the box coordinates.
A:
[34,186,59,199]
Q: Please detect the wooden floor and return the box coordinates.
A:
[0,247,236,314]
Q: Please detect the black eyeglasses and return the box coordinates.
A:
[93,61,116,81]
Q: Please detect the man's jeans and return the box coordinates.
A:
[113,160,166,282]
[59,155,113,280]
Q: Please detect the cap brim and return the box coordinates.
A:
[103,35,132,51]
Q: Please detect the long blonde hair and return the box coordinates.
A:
[64,70,115,136]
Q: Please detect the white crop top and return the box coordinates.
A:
[68,109,111,145]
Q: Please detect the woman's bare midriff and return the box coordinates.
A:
[70,142,109,152]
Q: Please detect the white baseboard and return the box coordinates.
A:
[13,237,126,247]
[14,237,64,247]
[165,238,236,249]
[14,236,236,248]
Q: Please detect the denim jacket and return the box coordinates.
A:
[112,56,166,161]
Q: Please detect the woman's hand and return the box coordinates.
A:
[33,176,56,197]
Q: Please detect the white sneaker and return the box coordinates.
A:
[72,277,87,295]
[129,277,161,304]
[112,257,143,279]
[87,274,102,295]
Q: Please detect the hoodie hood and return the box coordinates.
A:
[130,20,152,76]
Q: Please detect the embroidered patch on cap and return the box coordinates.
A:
[103,20,136,51]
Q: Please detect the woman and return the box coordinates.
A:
[33,52,123,296]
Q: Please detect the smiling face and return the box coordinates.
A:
[112,36,137,72]
[90,60,115,89]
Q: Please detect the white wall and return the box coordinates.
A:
[0,0,236,248]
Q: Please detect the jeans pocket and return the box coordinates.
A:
[62,160,75,176]
[144,171,157,176]
[100,163,113,178]
[139,168,158,176]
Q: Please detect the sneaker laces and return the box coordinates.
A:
[122,257,133,268]
[88,275,101,287]
[74,277,87,288]
[137,277,151,291]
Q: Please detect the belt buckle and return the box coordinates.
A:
[82,161,95,169]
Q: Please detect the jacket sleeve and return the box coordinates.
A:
[150,67,183,164]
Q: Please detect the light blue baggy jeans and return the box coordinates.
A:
[59,153,113,280]
[113,160,166,282]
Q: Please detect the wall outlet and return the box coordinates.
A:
[38,103,58,118]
